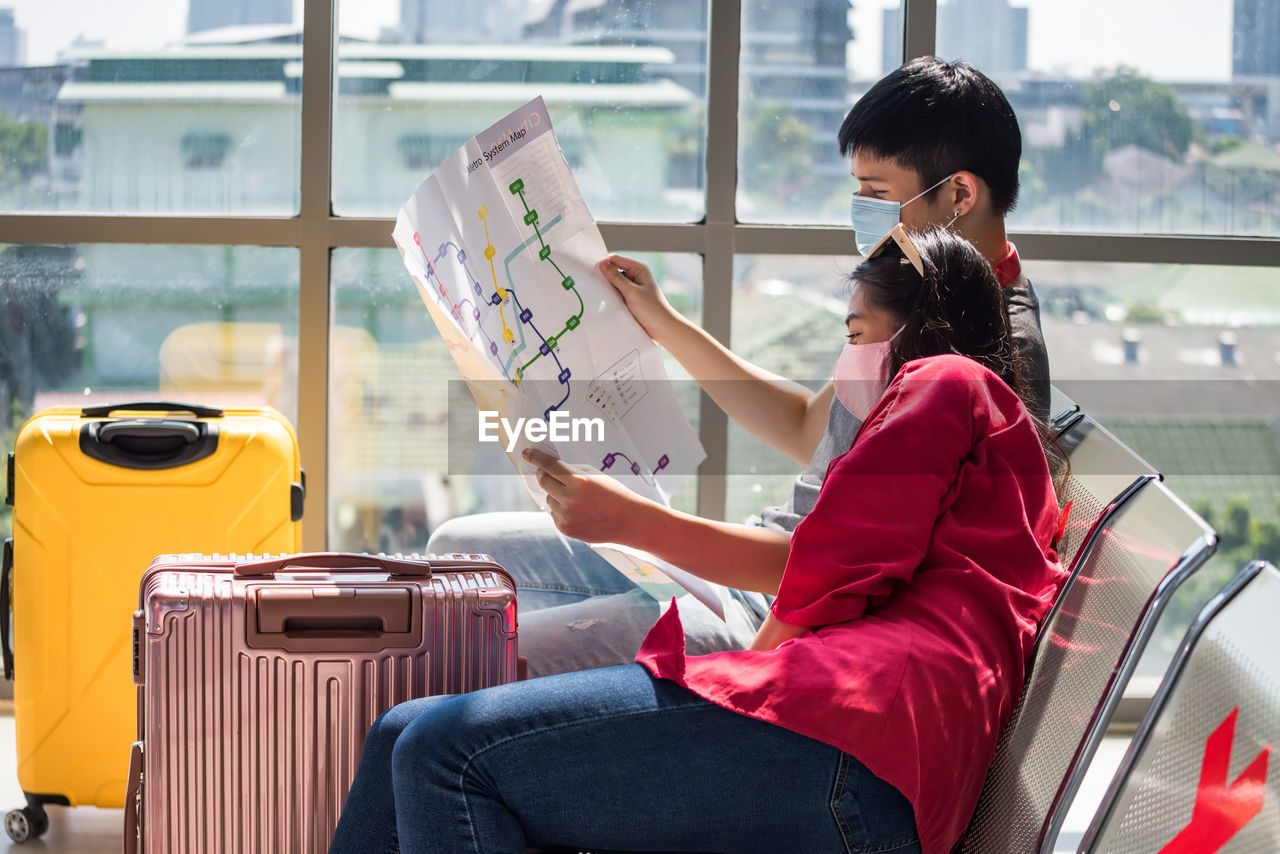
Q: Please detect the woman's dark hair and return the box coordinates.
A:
[851,226,1067,481]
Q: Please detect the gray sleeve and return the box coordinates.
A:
[1005,279,1051,422]
[758,395,861,534]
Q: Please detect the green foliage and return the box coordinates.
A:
[742,103,820,205]
[1016,159,1047,208]
[1220,497,1252,551]
[1215,494,1280,565]
[1163,493,1279,638]
[1164,553,1234,634]
[1209,136,1246,155]
[1250,519,1280,564]
[1030,67,1198,194]
[1080,66,1195,161]
[1124,300,1167,324]
[0,245,81,434]
[0,116,48,201]
[0,401,18,540]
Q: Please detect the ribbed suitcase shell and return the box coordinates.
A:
[5,403,302,811]
[127,552,518,854]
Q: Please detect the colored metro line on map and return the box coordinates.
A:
[392,96,703,508]
[409,178,587,420]
[602,451,670,487]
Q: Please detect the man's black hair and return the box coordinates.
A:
[838,56,1022,214]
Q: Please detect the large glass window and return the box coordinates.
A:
[1028,257,1280,678]
[0,244,300,417]
[725,254,850,523]
[737,0,896,224]
[939,0,1280,236]
[0,1,302,214]
[332,1,709,222]
[0,242,300,546]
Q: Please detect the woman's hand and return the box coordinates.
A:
[597,254,680,345]
[523,447,661,544]
[748,612,811,651]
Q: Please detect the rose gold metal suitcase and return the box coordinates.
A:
[124,552,518,854]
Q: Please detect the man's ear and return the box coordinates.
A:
[947,171,983,218]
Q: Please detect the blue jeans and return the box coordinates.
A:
[426,512,771,678]
[328,664,920,854]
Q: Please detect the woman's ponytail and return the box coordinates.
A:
[848,226,1069,487]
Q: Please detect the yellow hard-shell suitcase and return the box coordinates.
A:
[1,401,303,841]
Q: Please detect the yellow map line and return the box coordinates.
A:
[478,205,518,368]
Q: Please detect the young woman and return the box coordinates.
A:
[328,226,1067,854]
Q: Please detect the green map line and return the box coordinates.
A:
[510,180,587,377]
[500,214,563,374]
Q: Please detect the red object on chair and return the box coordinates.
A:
[1158,706,1271,854]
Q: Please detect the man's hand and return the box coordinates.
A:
[597,254,680,344]
[522,447,660,544]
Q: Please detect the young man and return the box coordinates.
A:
[426,57,1050,675]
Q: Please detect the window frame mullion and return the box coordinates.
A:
[902,0,939,62]
[297,0,337,551]
[695,0,743,522]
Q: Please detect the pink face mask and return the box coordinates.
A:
[833,329,902,421]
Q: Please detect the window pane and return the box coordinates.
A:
[0,242,300,542]
[1030,258,1280,681]
[0,1,302,213]
[738,0,893,225]
[333,1,708,222]
[940,0,1280,236]
[725,254,849,523]
[329,248,701,554]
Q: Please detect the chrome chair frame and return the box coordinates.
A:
[1079,560,1279,853]
[960,479,1218,854]
[1052,407,1159,574]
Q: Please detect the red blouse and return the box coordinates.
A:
[637,354,1066,854]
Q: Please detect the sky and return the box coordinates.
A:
[7,0,1237,84]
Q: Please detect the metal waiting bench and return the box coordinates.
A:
[958,477,1218,852]
[1048,388,1160,573]
[1080,560,1280,853]
[1049,385,1083,437]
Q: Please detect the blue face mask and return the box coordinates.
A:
[849,174,956,255]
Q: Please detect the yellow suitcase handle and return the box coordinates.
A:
[80,419,220,471]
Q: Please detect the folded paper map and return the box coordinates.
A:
[393,97,727,619]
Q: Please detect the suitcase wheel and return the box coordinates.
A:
[4,805,48,843]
